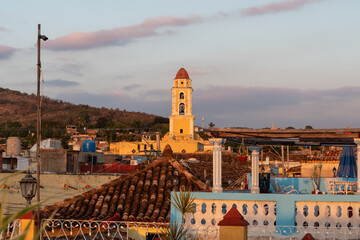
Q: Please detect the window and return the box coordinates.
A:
[179,103,185,115]
[179,92,184,99]
[180,129,183,133]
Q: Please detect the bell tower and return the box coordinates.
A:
[169,68,194,139]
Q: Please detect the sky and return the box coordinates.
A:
[1,0,360,129]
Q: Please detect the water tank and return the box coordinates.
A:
[82,140,96,152]
[6,137,21,156]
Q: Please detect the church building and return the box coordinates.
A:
[109,68,208,155]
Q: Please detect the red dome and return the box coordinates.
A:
[175,68,189,79]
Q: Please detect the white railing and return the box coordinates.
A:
[248,225,360,239]
[296,201,360,233]
[184,199,276,235]
[183,223,219,240]
[0,220,21,240]
[42,219,169,240]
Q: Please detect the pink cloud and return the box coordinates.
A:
[44,15,202,51]
[0,27,10,32]
[0,45,16,60]
[241,0,320,16]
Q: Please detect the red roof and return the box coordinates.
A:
[218,205,249,226]
[175,68,189,79]
[41,159,206,222]
[302,233,315,240]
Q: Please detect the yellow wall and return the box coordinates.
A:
[172,118,191,136]
[109,132,209,155]
[220,226,247,240]
[20,219,35,240]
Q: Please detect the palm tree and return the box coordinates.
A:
[166,189,196,240]
[208,122,215,129]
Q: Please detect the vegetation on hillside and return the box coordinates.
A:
[0,87,169,148]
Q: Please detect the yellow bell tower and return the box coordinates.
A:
[169,68,195,139]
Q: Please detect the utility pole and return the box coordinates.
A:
[287,145,290,170]
[281,145,285,177]
[36,24,48,203]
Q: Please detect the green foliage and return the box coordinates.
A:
[170,189,196,217]
[208,122,215,129]
[198,131,209,140]
[78,112,90,128]
[311,164,322,190]
[167,189,196,240]
[6,121,22,128]
[132,120,141,129]
[151,123,169,137]
[95,117,115,129]
[153,116,169,125]
[115,134,141,142]
[163,222,188,240]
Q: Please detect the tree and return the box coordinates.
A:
[132,120,141,129]
[305,125,313,129]
[208,122,215,129]
[78,112,90,128]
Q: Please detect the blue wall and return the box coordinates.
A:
[247,174,357,194]
[170,191,360,227]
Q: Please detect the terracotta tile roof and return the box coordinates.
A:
[41,158,206,222]
[174,152,248,185]
[175,68,189,79]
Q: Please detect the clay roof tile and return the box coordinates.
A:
[175,68,190,79]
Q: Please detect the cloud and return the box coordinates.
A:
[55,85,360,128]
[144,89,169,97]
[46,79,80,87]
[59,63,84,76]
[123,84,142,91]
[117,74,132,80]
[43,15,202,51]
[241,0,320,17]
[0,27,10,32]
[0,45,16,60]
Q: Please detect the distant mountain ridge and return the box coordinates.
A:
[0,87,160,127]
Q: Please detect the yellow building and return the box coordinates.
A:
[110,68,209,155]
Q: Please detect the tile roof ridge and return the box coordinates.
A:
[169,159,207,190]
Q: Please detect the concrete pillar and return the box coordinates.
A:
[209,138,226,193]
[354,138,360,195]
[156,132,161,152]
[249,146,262,194]
[281,145,285,176]
[169,118,173,138]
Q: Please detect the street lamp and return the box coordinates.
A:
[36,24,48,203]
[333,167,337,177]
[19,171,37,207]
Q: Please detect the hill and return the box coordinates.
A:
[0,87,167,128]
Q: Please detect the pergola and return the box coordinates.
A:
[207,128,360,194]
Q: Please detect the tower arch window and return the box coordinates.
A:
[179,92,184,100]
[179,103,185,115]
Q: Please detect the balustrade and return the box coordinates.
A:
[296,201,360,235]
[183,199,276,239]
[0,220,21,239]
[173,192,360,239]
[42,220,168,240]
